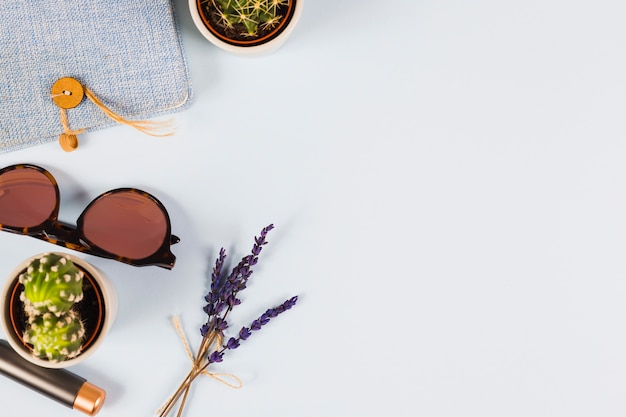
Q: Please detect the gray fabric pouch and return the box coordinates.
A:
[0,0,193,152]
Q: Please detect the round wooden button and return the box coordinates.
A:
[51,77,84,109]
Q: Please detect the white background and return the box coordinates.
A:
[1,0,626,416]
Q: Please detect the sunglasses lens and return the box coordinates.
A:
[81,190,168,260]
[0,168,56,228]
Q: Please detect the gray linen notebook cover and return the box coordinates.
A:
[0,0,192,152]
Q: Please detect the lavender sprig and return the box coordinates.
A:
[201,224,274,338]
[159,225,298,417]
[208,296,299,365]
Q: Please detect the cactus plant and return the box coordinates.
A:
[18,252,84,317]
[23,311,85,362]
[210,0,289,37]
[16,253,86,363]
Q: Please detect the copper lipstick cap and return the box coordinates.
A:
[74,381,106,416]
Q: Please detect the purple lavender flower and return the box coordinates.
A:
[259,314,271,326]
[251,296,298,333]
[225,224,274,293]
[214,317,228,332]
[208,248,227,294]
[221,296,299,354]
[239,327,252,340]
[204,295,300,368]
[203,249,229,324]
[227,295,241,308]
[226,337,240,349]
[283,296,298,309]
[208,351,223,363]
[200,224,276,339]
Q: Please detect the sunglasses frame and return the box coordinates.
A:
[0,164,179,269]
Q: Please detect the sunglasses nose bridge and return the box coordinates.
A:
[45,221,84,245]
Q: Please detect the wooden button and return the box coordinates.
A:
[51,77,84,109]
[59,134,79,152]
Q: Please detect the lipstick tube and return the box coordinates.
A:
[0,339,105,415]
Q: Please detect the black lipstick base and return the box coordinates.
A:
[0,339,105,415]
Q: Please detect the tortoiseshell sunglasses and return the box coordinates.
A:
[0,164,179,269]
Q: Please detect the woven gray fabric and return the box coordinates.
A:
[0,0,192,152]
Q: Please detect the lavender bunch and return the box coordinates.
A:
[158,225,298,417]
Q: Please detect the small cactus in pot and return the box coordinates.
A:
[1,252,117,368]
[192,0,302,54]
[18,253,86,363]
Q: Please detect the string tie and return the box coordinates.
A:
[156,316,242,416]
[51,77,175,152]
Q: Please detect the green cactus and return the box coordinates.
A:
[212,0,289,37]
[19,253,84,317]
[17,253,88,363]
[23,311,85,362]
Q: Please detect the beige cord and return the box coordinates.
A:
[53,77,175,152]
[156,316,242,416]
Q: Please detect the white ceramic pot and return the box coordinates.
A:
[0,252,117,369]
[189,0,304,56]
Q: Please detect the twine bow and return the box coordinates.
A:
[156,316,242,417]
